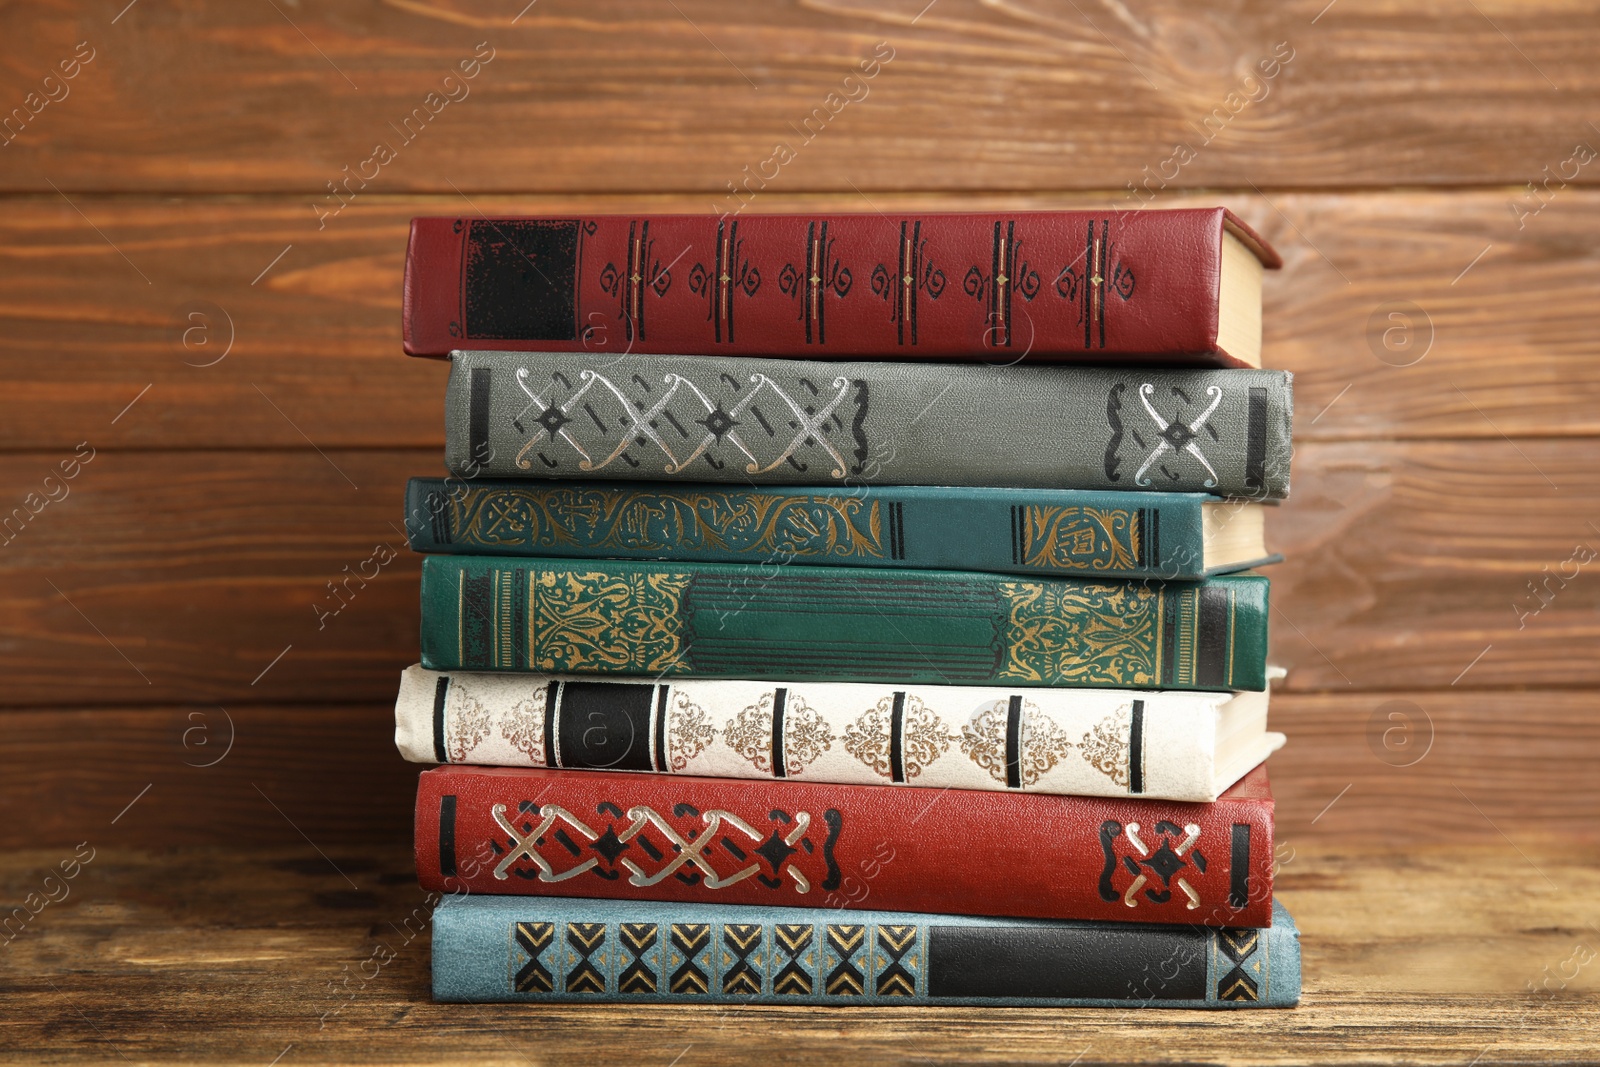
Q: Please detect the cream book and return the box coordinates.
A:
[394,665,1284,802]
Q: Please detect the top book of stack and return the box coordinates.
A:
[403,209,1279,366]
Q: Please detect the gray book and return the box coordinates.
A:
[444,351,1293,498]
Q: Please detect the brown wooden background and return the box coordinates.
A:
[2,1,1598,1063]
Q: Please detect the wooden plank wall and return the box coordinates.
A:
[2,0,1598,852]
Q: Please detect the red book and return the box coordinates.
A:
[416,764,1275,927]
[403,208,1279,366]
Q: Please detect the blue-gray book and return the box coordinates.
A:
[431,895,1300,1008]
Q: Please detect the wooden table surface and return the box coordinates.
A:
[2,2,1598,1063]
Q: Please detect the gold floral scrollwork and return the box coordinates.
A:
[666,691,716,771]
[778,697,834,775]
[997,580,1161,686]
[1019,707,1073,785]
[499,685,550,765]
[1079,704,1132,787]
[959,698,1070,787]
[530,570,688,673]
[447,691,493,763]
[1020,506,1141,572]
[844,695,951,780]
[452,486,886,560]
[723,696,777,773]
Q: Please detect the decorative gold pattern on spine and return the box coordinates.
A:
[526,569,689,673]
[450,487,885,559]
[997,580,1161,686]
[1020,505,1141,571]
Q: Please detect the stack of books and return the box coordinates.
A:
[395,208,1300,1007]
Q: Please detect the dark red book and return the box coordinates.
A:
[403,208,1279,365]
[415,764,1275,927]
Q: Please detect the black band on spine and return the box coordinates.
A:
[542,680,560,768]
[1128,699,1145,794]
[889,691,906,784]
[431,675,451,764]
[1197,584,1231,689]
[438,794,458,877]
[653,685,669,773]
[1230,823,1252,908]
[1004,694,1023,789]
[428,489,453,547]
[1244,386,1269,498]
[771,688,789,778]
[1160,597,1178,686]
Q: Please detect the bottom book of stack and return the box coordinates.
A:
[433,896,1300,1007]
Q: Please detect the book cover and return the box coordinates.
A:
[418,556,1270,692]
[443,351,1293,499]
[404,479,1276,580]
[396,664,1284,802]
[403,208,1280,364]
[432,894,1301,1007]
[415,763,1277,926]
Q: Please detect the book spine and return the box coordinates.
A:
[431,895,1301,1007]
[403,479,1222,580]
[443,352,1293,499]
[417,556,1269,692]
[403,209,1279,362]
[414,764,1277,926]
[396,664,1254,801]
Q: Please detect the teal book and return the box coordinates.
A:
[418,556,1269,691]
[404,478,1276,580]
[431,895,1301,1007]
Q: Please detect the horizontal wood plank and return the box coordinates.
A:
[0,839,1592,1063]
[0,690,1593,851]
[3,190,1596,453]
[0,441,1596,705]
[1,1,1597,193]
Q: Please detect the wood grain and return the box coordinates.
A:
[1,1,1597,194]
[3,190,1600,451]
[1,441,1597,706]
[0,840,1593,1064]
[0,691,1593,851]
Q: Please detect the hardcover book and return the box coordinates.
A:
[418,556,1270,691]
[403,208,1280,365]
[415,763,1277,926]
[432,895,1301,1007]
[404,478,1274,580]
[444,351,1293,499]
[395,664,1285,802]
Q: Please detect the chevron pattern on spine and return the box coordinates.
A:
[512,921,555,993]
[564,922,607,993]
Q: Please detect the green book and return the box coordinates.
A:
[404,479,1275,580]
[419,556,1268,691]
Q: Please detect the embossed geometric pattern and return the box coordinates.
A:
[617,922,659,994]
[823,924,867,996]
[564,922,607,993]
[721,923,765,995]
[668,923,712,995]
[875,925,919,997]
[512,921,555,993]
[771,924,815,995]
